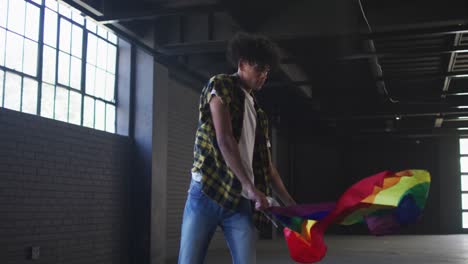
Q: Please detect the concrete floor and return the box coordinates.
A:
[170,235,468,263]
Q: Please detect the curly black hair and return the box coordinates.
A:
[227,32,280,71]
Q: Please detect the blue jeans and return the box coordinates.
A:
[178,180,257,264]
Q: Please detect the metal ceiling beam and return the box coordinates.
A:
[157,40,296,64]
[383,61,442,67]
[437,33,459,128]
[158,40,228,56]
[102,23,468,56]
[157,39,467,62]
[62,0,153,44]
[265,80,312,88]
[446,87,468,94]
[320,109,468,121]
[381,57,443,63]
[368,24,468,40]
[395,101,468,111]
[376,70,468,81]
[444,117,468,122]
[311,99,468,124]
[443,95,468,105]
[67,0,104,16]
[350,129,468,137]
[154,25,468,56]
[358,26,468,114]
[96,4,225,24]
[341,46,468,60]
[149,25,468,57]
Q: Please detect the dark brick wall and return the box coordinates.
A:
[0,108,131,264]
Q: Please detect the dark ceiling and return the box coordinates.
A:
[65,0,468,136]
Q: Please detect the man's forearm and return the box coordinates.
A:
[217,135,255,191]
[208,95,268,209]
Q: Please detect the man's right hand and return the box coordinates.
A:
[245,186,269,210]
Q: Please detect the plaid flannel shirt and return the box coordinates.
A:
[191,73,272,230]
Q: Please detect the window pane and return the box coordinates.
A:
[96,38,107,69]
[44,9,57,47]
[86,33,97,65]
[25,3,40,41]
[0,2,118,132]
[95,68,105,99]
[72,11,84,25]
[461,138,468,155]
[105,73,114,102]
[23,39,38,76]
[97,26,107,39]
[71,24,82,58]
[58,2,71,18]
[108,32,117,44]
[70,57,81,89]
[105,103,115,133]
[54,86,68,122]
[107,44,116,74]
[58,51,70,86]
[462,157,468,173]
[40,83,54,118]
[22,78,37,115]
[95,99,105,131]
[4,72,21,111]
[86,19,96,34]
[5,31,23,71]
[464,212,468,229]
[85,64,95,95]
[463,193,468,210]
[0,70,4,107]
[45,0,57,11]
[69,90,81,125]
[0,28,5,66]
[83,96,94,128]
[462,175,468,192]
[42,45,56,84]
[59,18,71,53]
[7,0,25,35]
[0,0,7,28]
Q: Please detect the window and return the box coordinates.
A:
[0,0,118,133]
[461,138,468,229]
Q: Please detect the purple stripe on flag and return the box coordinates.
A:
[268,202,336,218]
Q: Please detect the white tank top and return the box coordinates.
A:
[192,88,256,199]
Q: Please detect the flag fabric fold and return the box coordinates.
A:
[267,169,431,263]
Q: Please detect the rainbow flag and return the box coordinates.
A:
[267,169,431,263]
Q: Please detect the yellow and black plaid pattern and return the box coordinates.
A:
[192,73,272,230]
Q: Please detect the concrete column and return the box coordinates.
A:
[132,48,170,263]
[438,137,462,233]
[132,47,155,264]
[151,62,169,263]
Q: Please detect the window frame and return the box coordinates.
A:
[461,137,468,231]
[0,0,118,133]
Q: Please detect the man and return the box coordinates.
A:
[178,32,296,264]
